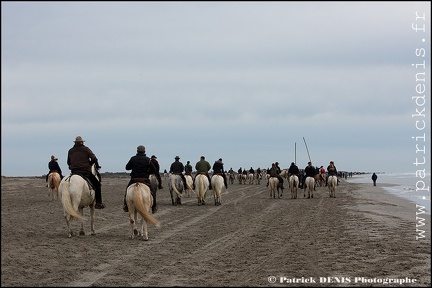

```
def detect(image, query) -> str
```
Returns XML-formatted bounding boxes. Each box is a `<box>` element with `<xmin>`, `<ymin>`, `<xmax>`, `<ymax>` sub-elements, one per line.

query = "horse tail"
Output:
<box><xmin>133</xmin><ymin>184</ymin><xmax>160</xmax><ymax>227</ymax></box>
<box><xmin>199</xmin><ymin>175</ymin><xmax>204</xmax><ymax>196</ymax></box>
<box><xmin>171</xmin><ymin>176</ymin><xmax>182</xmax><ymax>197</ymax></box>
<box><xmin>60</xmin><ymin>180</ymin><xmax>85</xmax><ymax>221</ymax></box>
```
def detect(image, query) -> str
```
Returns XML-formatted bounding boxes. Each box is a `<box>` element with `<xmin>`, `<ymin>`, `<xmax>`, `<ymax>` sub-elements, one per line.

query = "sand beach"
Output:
<box><xmin>1</xmin><ymin>175</ymin><xmax>430</xmax><ymax>287</ymax></box>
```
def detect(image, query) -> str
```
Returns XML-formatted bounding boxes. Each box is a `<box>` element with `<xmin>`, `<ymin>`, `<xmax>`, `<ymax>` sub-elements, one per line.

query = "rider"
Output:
<box><xmin>266</xmin><ymin>162</ymin><xmax>284</xmax><ymax>189</ymax></box>
<box><xmin>124</xmin><ymin>145</ymin><xmax>158</xmax><ymax>213</ymax></box>
<box><xmin>67</xmin><ymin>136</ymin><xmax>105</xmax><ymax>209</ymax></box>
<box><xmin>184</xmin><ymin>161</ymin><xmax>193</xmax><ymax>176</ymax></box>
<box><xmin>169</xmin><ymin>156</ymin><xmax>188</xmax><ymax>190</ymax></box>
<box><xmin>194</xmin><ymin>156</ymin><xmax>212</xmax><ymax>190</ymax></box>
<box><xmin>150</xmin><ymin>155</ymin><xmax>164</xmax><ymax>190</ymax></box>
<box><xmin>212</xmin><ymin>158</ymin><xmax>228</xmax><ymax>189</ymax></box>
<box><xmin>288</xmin><ymin>162</ymin><xmax>299</xmax><ymax>176</ymax></box>
<box><xmin>326</xmin><ymin>161</ymin><xmax>338</xmax><ymax>186</ymax></box>
<box><xmin>46</xmin><ymin>155</ymin><xmax>64</xmax><ymax>185</ymax></box>
<box><xmin>303</xmin><ymin>161</ymin><xmax>316</xmax><ymax>188</ymax></box>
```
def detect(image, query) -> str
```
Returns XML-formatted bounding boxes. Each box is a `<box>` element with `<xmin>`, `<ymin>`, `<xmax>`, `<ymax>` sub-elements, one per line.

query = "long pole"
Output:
<box><xmin>295</xmin><ymin>142</ymin><xmax>296</xmax><ymax>164</ymax></box>
<box><xmin>303</xmin><ymin>137</ymin><xmax>312</xmax><ymax>163</ymax></box>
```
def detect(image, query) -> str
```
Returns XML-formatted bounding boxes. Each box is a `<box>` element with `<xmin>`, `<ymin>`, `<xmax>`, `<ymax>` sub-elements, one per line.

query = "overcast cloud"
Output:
<box><xmin>1</xmin><ymin>1</ymin><xmax>430</xmax><ymax>176</ymax></box>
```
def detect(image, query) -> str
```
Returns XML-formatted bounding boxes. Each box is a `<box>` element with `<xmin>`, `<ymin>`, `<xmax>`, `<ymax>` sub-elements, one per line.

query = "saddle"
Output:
<box><xmin>132</xmin><ymin>178</ymin><xmax>150</xmax><ymax>185</ymax></box>
<box><xmin>68</xmin><ymin>172</ymin><xmax>97</xmax><ymax>190</ymax></box>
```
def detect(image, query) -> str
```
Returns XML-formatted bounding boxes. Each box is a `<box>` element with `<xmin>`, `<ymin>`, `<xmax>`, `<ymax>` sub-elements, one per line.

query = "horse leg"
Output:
<box><xmin>90</xmin><ymin>206</ymin><xmax>96</xmax><ymax>236</ymax></box>
<box><xmin>141</xmin><ymin>218</ymin><xmax>149</xmax><ymax>241</ymax></box>
<box><xmin>64</xmin><ymin>215</ymin><xmax>73</xmax><ymax>238</ymax></box>
<box><xmin>129</xmin><ymin>214</ymin><xmax>135</xmax><ymax>239</ymax></box>
<box><xmin>79</xmin><ymin>208</ymin><xmax>85</xmax><ymax>236</ymax></box>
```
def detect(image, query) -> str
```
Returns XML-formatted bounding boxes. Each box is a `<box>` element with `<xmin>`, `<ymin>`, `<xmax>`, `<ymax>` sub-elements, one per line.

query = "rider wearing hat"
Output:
<box><xmin>45</xmin><ymin>155</ymin><xmax>64</xmax><ymax>184</ymax></box>
<box><xmin>169</xmin><ymin>156</ymin><xmax>188</xmax><ymax>190</ymax></box>
<box><xmin>67</xmin><ymin>136</ymin><xmax>105</xmax><ymax>209</ymax></box>
<box><xmin>150</xmin><ymin>155</ymin><xmax>163</xmax><ymax>190</ymax></box>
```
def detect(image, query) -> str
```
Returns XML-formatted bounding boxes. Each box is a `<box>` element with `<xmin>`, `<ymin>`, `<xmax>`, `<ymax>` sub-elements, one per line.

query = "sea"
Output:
<box><xmin>346</xmin><ymin>172</ymin><xmax>431</xmax><ymax>215</ymax></box>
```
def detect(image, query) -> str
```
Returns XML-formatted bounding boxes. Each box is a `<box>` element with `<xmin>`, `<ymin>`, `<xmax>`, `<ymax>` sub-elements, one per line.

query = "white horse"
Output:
<box><xmin>58</xmin><ymin>164</ymin><xmax>98</xmax><ymax>238</ymax></box>
<box><xmin>168</xmin><ymin>174</ymin><xmax>184</xmax><ymax>206</ymax></box>
<box><xmin>289</xmin><ymin>175</ymin><xmax>299</xmax><ymax>199</ymax></box>
<box><xmin>149</xmin><ymin>174</ymin><xmax>159</xmax><ymax>212</ymax></box>
<box><xmin>269</xmin><ymin>177</ymin><xmax>282</xmax><ymax>199</ymax></box>
<box><xmin>247</xmin><ymin>172</ymin><xmax>254</xmax><ymax>185</ymax></box>
<box><xmin>47</xmin><ymin>172</ymin><xmax>61</xmax><ymax>200</ymax></box>
<box><xmin>255</xmin><ymin>172</ymin><xmax>262</xmax><ymax>185</ymax></box>
<box><xmin>126</xmin><ymin>182</ymin><xmax>160</xmax><ymax>241</ymax></box>
<box><xmin>195</xmin><ymin>173</ymin><xmax>209</xmax><ymax>206</ymax></box>
<box><xmin>280</xmin><ymin>169</ymin><xmax>289</xmax><ymax>179</ymax></box>
<box><xmin>328</xmin><ymin>175</ymin><xmax>337</xmax><ymax>198</ymax></box>
<box><xmin>228</xmin><ymin>172</ymin><xmax>235</xmax><ymax>185</ymax></box>
<box><xmin>184</xmin><ymin>174</ymin><xmax>195</xmax><ymax>197</ymax></box>
<box><xmin>241</xmin><ymin>174</ymin><xmax>247</xmax><ymax>185</ymax></box>
<box><xmin>304</xmin><ymin>176</ymin><xmax>315</xmax><ymax>199</ymax></box>
<box><xmin>211</xmin><ymin>174</ymin><xmax>225</xmax><ymax>206</ymax></box>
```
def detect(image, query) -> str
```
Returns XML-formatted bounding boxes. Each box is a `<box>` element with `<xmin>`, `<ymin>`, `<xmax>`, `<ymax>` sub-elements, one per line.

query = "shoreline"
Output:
<box><xmin>343</xmin><ymin>179</ymin><xmax>431</xmax><ymax>240</ymax></box>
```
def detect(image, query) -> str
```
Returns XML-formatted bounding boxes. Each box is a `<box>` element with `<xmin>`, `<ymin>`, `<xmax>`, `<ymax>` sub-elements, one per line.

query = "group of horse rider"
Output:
<box><xmin>47</xmin><ymin>136</ymin><xmax>231</xmax><ymax>215</ymax></box>
<box><xmin>48</xmin><ymin>135</ymin><xmax>338</xmax><ymax>216</ymax></box>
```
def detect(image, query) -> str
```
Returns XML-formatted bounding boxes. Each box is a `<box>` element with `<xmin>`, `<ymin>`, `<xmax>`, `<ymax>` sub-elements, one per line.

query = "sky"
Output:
<box><xmin>1</xmin><ymin>1</ymin><xmax>431</xmax><ymax>177</ymax></box>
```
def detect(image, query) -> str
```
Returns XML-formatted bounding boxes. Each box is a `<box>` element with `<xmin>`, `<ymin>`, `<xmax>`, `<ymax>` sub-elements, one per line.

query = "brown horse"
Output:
<box><xmin>314</xmin><ymin>173</ymin><xmax>326</xmax><ymax>188</ymax></box>
<box><xmin>47</xmin><ymin>172</ymin><xmax>61</xmax><ymax>200</ymax></box>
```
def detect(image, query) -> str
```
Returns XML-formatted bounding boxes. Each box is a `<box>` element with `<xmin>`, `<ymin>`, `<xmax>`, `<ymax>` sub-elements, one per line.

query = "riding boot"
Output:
<box><xmin>156</xmin><ymin>173</ymin><xmax>163</xmax><ymax>189</ymax></box>
<box><xmin>207</xmin><ymin>174</ymin><xmax>212</xmax><ymax>190</ymax></box>
<box><xmin>151</xmin><ymin>189</ymin><xmax>157</xmax><ymax>213</ymax></box>
<box><xmin>94</xmin><ymin>186</ymin><xmax>106</xmax><ymax>209</ymax></box>
<box><xmin>123</xmin><ymin>191</ymin><xmax>128</xmax><ymax>212</ymax></box>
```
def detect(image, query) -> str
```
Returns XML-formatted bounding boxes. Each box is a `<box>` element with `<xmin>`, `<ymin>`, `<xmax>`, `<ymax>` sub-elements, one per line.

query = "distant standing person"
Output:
<box><xmin>46</xmin><ymin>155</ymin><xmax>64</xmax><ymax>185</ymax></box>
<box><xmin>372</xmin><ymin>173</ymin><xmax>378</xmax><ymax>186</ymax></box>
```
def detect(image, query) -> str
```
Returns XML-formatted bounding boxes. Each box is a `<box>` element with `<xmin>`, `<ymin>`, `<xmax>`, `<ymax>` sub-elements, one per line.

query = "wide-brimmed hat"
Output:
<box><xmin>51</xmin><ymin>155</ymin><xmax>58</xmax><ymax>160</ymax></box>
<box><xmin>74</xmin><ymin>136</ymin><xmax>85</xmax><ymax>142</ymax></box>
<box><xmin>175</xmin><ymin>156</ymin><xmax>180</xmax><ymax>159</ymax></box>
<box><xmin>137</xmin><ymin>145</ymin><xmax>145</xmax><ymax>152</ymax></box>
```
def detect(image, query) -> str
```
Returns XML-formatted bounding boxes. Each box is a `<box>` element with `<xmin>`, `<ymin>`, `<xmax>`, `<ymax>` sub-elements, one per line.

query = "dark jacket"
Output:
<box><xmin>327</xmin><ymin>165</ymin><xmax>338</xmax><ymax>176</ymax></box>
<box><xmin>48</xmin><ymin>160</ymin><xmax>62</xmax><ymax>175</ymax></box>
<box><xmin>170</xmin><ymin>160</ymin><xmax>184</xmax><ymax>174</ymax></box>
<box><xmin>126</xmin><ymin>153</ymin><xmax>155</xmax><ymax>179</ymax></box>
<box><xmin>288</xmin><ymin>164</ymin><xmax>299</xmax><ymax>175</ymax></box>
<box><xmin>304</xmin><ymin>165</ymin><xmax>316</xmax><ymax>177</ymax></box>
<box><xmin>185</xmin><ymin>163</ymin><xmax>193</xmax><ymax>175</ymax></box>
<box><xmin>269</xmin><ymin>166</ymin><xmax>279</xmax><ymax>177</ymax></box>
<box><xmin>150</xmin><ymin>158</ymin><xmax>161</xmax><ymax>174</ymax></box>
<box><xmin>67</xmin><ymin>143</ymin><xmax>99</xmax><ymax>172</ymax></box>
<box><xmin>372</xmin><ymin>173</ymin><xmax>378</xmax><ymax>181</ymax></box>
<box><xmin>213</xmin><ymin>160</ymin><xmax>225</xmax><ymax>174</ymax></box>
